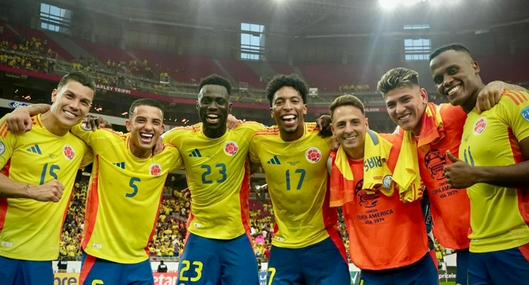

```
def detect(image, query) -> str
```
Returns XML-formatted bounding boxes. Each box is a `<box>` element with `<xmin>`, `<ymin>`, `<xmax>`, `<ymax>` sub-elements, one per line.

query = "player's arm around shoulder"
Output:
<box><xmin>158</xmin><ymin>143</ymin><xmax>184</xmax><ymax>172</ymax></box>
<box><xmin>496</xmin><ymin>88</ymin><xmax>529</xmax><ymax>161</ymax></box>
<box><xmin>475</xmin><ymin>81</ymin><xmax>527</xmax><ymax>113</ymax></box>
<box><xmin>162</xmin><ymin>125</ymin><xmax>196</xmax><ymax>147</ymax></box>
<box><xmin>248</xmin><ymin>130</ymin><xmax>265</xmax><ymax>167</ymax></box>
<box><xmin>70</xmin><ymin>121</ymin><xmax>122</xmax><ymax>147</ymax></box>
<box><xmin>495</xmin><ymin>89</ymin><xmax>529</xmax><ymax>137</ymax></box>
<box><xmin>231</xmin><ymin>120</ymin><xmax>267</xmax><ymax>136</ymax></box>
<box><xmin>2</xmin><ymin>103</ymin><xmax>50</xmax><ymax>134</ymax></box>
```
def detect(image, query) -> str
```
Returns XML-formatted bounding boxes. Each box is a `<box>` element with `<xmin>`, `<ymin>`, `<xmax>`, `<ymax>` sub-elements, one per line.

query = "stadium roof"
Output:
<box><xmin>71</xmin><ymin>0</ymin><xmax>529</xmax><ymax>37</ymax></box>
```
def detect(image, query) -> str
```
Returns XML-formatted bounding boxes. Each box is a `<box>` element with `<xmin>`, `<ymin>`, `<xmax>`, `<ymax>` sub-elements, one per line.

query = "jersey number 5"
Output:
<box><xmin>126</xmin><ymin>177</ymin><xmax>141</xmax><ymax>198</ymax></box>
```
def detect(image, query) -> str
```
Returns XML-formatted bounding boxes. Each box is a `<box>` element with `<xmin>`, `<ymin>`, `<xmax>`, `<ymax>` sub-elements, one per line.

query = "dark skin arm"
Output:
<box><xmin>476</xmin><ymin>81</ymin><xmax>527</xmax><ymax>113</ymax></box>
<box><xmin>444</xmin><ymin>137</ymin><xmax>529</xmax><ymax>188</ymax></box>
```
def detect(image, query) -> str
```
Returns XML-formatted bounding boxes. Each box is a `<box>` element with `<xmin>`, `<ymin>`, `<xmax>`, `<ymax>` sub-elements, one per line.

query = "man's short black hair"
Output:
<box><xmin>128</xmin><ymin>98</ymin><xmax>165</xmax><ymax>118</ymax></box>
<box><xmin>57</xmin><ymin>72</ymin><xmax>96</xmax><ymax>92</ymax></box>
<box><xmin>199</xmin><ymin>74</ymin><xmax>232</xmax><ymax>95</ymax></box>
<box><xmin>429</xmin><ymin>43</ymin><xmax>473</xmax><ymax>62</ymax></box>
<box><xmin>265</xmin><ymin>74</ymin><xmax>308</xmax><ymax>106</ymax></box>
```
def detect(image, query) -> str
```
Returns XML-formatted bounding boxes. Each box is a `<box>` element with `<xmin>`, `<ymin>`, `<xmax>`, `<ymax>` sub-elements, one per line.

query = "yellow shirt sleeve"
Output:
<box><xmin>0</xmin><ymin>122</ymin><xmax>16</xmax><ymax>169</ymax></box>
<box><xmin>496</xmin><ymin>90</ymin><xmax>529</xmax><ymax>142</ymax></box>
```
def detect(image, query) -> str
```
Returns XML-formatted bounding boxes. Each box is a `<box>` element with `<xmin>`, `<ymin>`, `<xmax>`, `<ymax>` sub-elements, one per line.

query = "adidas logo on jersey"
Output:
<box><xmin>189</xmin><ymin>149</ymin><xmax>202</xmax><ymax>157</ymax></box>
<box><xmin>114</xmin><ymin>162</ymin><xmax>126</xmax><ymax>169</ymax></box>
<box><xmin>26</xmin><ymin>144</ymin><xmax>42</xmax><ymax>155</ymax></box>
<box><xmin>267</xmin><ymin>155</ymin><xmax>281</xmax><ymax>165</ymax></box>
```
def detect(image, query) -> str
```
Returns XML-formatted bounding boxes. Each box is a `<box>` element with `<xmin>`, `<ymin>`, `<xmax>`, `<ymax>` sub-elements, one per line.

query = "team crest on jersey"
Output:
<box><xmin>0</xmin><ymin>141</ymin><xmax>4</xmax><ymax>155</ymax></box>
<box><xmin>473</xmin><ymin>118</ymin><xmax>487</xmax><ymax>135</ymax></box>
<box><xmin>150</xmin><ymin>164</ymin><xmax>162</xmax><ymax>176</ymax></box>
<box><xmin>521</xmin><ymin>107</ymin><xmax>529</xmax><ymax>122</ymax></box>
<box><xmin>224</xmin><ymin>141</ymin><xmax>239</xmax><ymax>156</ymax></box>
<box><xmin>305</xmin><ymin>147</ymin><xmax>322</xmax><ymax>163</ymax></box>
<box><xmin>63</xmin><ymin>145</ymin><xmax>75</xmax><ymax>160</ymax></box>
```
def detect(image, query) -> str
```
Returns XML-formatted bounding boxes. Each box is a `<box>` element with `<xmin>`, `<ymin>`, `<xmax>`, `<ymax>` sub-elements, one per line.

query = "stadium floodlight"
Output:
<box><xmin>429</xmin><ymin>0</ymin><xmax>460</xmax><ymax>7</ymax></box>
<box><xmin>428</xmin><ymin>0</ymin><xmax>442</xmax><ymax>8</ymax></box>
<box><xmin>378</xmin><ymin>0</ymin><xmax>399</xmax><ymax>11</ymax></box>
<box><xmin>445</xmin><ymin>0</ymin><xmax>462</xmax><ymax>6</ymax></box>
<box><xmin>403</xmin><ymin>0</ymin><xmax>422</xmax><ymax>7</ymax></box>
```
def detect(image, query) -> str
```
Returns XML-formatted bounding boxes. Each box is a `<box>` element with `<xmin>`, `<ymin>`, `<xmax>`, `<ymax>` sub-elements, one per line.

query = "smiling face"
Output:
<box><xmin>430</xmin><ymin>49</ymin><xmax>484</xmax><ymax>112</ymax></box>
<box><xmin>50</xmin><ymin>80</ymin><xmax>94</xmax><ymax>130</ymax></box>
<box><xmin>126</xmin><ymin>105</ymin><xmax>164</xmax><ymax>157</ymax></box>
<box><xmin>384</xmin><ymin>85</ymin><xmax>428</xmax><ymax>135</ymax></box>
<box><xmin>197</xmin><ymin>84</ymin><xmax>230</xmax><ymax>138</ymax></box>
<box><xmin>331</xmin><ymin>104</ymin><xmax>368</xmax><ymax>159</ymax></box>
<box><xmin>271</xmin><ymin>86</ymin><xmax>307</xmax><ymax>141</ymax></box>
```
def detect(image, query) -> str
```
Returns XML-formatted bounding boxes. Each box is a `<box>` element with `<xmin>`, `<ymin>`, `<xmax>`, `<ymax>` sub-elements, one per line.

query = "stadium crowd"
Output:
<box><xmin>0</xmin><ymin>37</ymin><xmax>56</xmax><ymax>72</ymax></box>
<box><xmin>59</xmin><ymin>180</ymin><xmax>88</xmax><ymax>259</ymax></box>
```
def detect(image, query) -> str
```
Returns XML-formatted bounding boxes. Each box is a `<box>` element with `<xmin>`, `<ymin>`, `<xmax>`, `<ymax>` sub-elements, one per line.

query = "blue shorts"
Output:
<box><xmin>177</xmin><ymin>233</ymin><xmax>259</xmax><ymax>285</ymax></box>
<box><xmin>468</xmin><ymin>244</ymin><xmax>529</xmax><ymax>285</ymax></box>
<box><xmin>359</xmin><ymin>253</ymin><xmax>439</xmax><ymax>285</ymax></box>
<box><xmin>80</xmin><ymin>254</ymin><xmax>153</xmax><ymax>285</ymax></box>
<box><xmin>267</xmin><ymin>237</ymin><xmax>350</xmax><ymax>285</ymax></box>
<box><xmin>455</xmin><ymin>249</ymin><xmax>469</xmax><ymax>285</ymax></box>
<box><xmin>0</xmin><ymin>256</ymin><xmax>53</xmax><ymax>285</ymax></box>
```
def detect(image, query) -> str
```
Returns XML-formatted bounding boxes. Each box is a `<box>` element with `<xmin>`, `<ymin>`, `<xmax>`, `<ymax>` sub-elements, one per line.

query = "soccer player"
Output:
<box><xmin>430</xmin><ymin>43</ymin><xmax>529</xmax><ymax>284</ymax></box>
<box><xmin>377</xmin><ymin>67</ymin><xmax>520</xmax><ymax>285</ymax></box>
<box><xmin>0</xmin><ymin>72</ymin><xmax>95</xmax><ymax>285</ymax></box>
<box><xmin>163</xmin><ymin>75</ymin><xmax>262</xmax><ymax>285</ymax></box>
<box><xmin>5</xmin><ymin>98</ymin><xmax>183</xmax><ymax>284</ymax></box>
<box><xmin>378</xmin><ymin>67</ymin><xmax>471</xmax><ymax>285</ymax></box>
<box><xmin>250</xmin><ymin>74</ymin><xmax>350</xmax><ymax>285</ymax></box>
<box><xmin>328</xmin><ymin>94</ymin><xmax>437</xmax><ymax>285</ymax></box>
<box><xmin>73</xmin><ymin>98</ymin><xmax>182</xmax><ymax>285</ymax></box>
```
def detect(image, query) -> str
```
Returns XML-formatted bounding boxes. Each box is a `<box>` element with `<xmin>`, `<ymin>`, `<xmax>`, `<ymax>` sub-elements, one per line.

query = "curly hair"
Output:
<box><xmin>265</xmin><ymin>74</ymin><xmax>308</xmax><ymax>106</ymax></box>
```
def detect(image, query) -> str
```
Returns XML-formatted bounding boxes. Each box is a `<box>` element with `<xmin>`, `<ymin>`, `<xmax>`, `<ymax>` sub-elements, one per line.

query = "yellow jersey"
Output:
<box><xmin>460</xmin><ymin>90</ymin><xmax>529</xmax><ymax>252</ymax></box>
<box><xmin>72</xmin><ymin>126</ymin><xmax>182</xmax><ymax>263</ymax></box>
<box><xmin>163</xmin><ymin>122</ymin><xmax>265</xmax><ymax>239</ymax></box>
<box><xmin>0</xmin><ymin>115</ymin><xmax>90</xmax><ymax>260</ymax></box>
<box><xmin>250</xmin><ymin>123</ymin><xmax>338</xmax><ymax>248</ymax></box>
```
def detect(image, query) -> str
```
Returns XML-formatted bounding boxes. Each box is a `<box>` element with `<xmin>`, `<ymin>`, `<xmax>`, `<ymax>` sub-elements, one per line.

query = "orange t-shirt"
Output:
<box><xmin>416</xmin><ymin>104</ymin><xmax>471</xmax><ymax>250</ymax></box>
<box><xmin>330</xmin><ymin>134</ymin><xmax>429</xmax><ymax>270</ymax></box>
